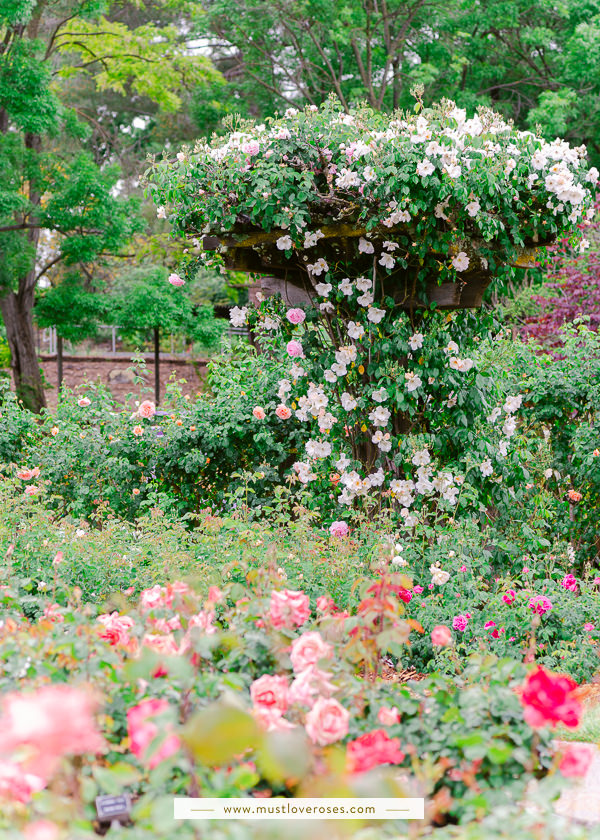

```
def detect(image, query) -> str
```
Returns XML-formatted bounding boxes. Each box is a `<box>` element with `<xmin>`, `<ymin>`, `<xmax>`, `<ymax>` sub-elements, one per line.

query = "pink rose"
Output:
<box><xmin>269</xmin><ymin>589</ymin><xmax>310</xmax><ymax>629</ymax></box>
<box><xmin>168</xmin><ymin>273</ymin><xmax>185</xmax><ymax>287</ymax></box>
<box><xmin>139</xmin><ymin>585</ymin><xmax>168</xmax><ymax>612</ymax></box>
<box><xmin>206</xmin><ymin>586</ymin><xmax>223</xmax><ymax>606</ymax></box>
<box><xmin>559</xmin><ymin>743</ymin><xmax>594</xmax><ymax>777</ymax></box>
<box><xmin>97</xmin><ymin>612</ymin><xmax>135</xmax><ymax>647</ymax></box>
<box><xmin>413</xmin><ymin>585</ymin><xmax>424</xmax><ymax>594</ymax></box>
<box><xmin>24</xmin><ymin>821</ymin><xmax>59</xmax><ymax>840</ymax></box>
<box><xmin>138</xmin><ymin>400</ymin><xmax>156</xmax><ymax>419</ymax></box>
<box><xmin>42</xmin><ymin>604</ymin><xmax>63</xmax><ymax>623</ymax></box>
<box><xmin>377</xmin><ymin>706</ymin><xmax>401</xmax><ymax>726</ymax></box>
<box><xmin>127</xmin><ymin>699</ymin><xmax>180</xmax><ymax>768</ymax></box>
<box><xmin>528</xmin><ymin>595</ymin><xmax>553</xmax><ymax>615</ymax></box>
<box><xmin>452</xmin><ymin>615</ymin><xmax>469</xmax><ymax>632</ymax></box>
<box><xmin>502</xmin><ymin>589</ymin><xmax>516</xmax><ymax>605</ymax></box>
<box><xmin>276</xmin><ymin>404</ymin><xmax>292</xmax><ymax>420</ymax></box>
<box><xmin>77</xmin><ymin>397</ymin><xmax>91</xmax><ymax>407</ymax></box>
<box><xmin>142</xmin><ymin>633</ymin><xmax>179</xmax><ymax>658</ymax></box>
<box><xmin>24</xmin><ymin>485</ymin><xmax>39</xmax><ymax>496</ymax></box>
<box><xmin>286</xmin><ymin>340</ymin><xmax>304</xmax><ymax>357</ymax></box>
<box><xmin>133</xmin><ymin>425</ymin><xmax>144</xmax><ymax>437</ymax></box>
<box><xmin>253</xmin><ymin>406</ymin><xmax>266</xmax><ymax>420</ymax></box>
<box><xmin>286</xmin><ymin>308</ymin><xmax>306</xmax><ymax>325</ymax></box>
<box><xmin>305</xmin><ymin>697</ymin><xmax>349</xmax><ymax>746</ymax></box>
<box><xmin>250</xmin><ymin>674</ymin><xmax>289</xmax><ymax>712</ymax></box>
<box><xmin>16</xmin><ymin>467</ymin><xmax>39</xmax><ymax>481</ymax></box>
<box><xmin>484</xmin><ymin>621</ymin><xmax>496</xmax><ymax>629</ymax></box>
<box><xmin>290</xmin><ymin>631</ymin><xmax>333</xmax><ymax>672</ymax></box>
<box><xmin>316</xmin><ymin>595</ymin><xmax>338</xmax><ymax>613</ymax></box>
<box><xmin>329</xmin><ymin>520</ymin><xmax>348</xmax><ymax>538</ymax></box>
<box><xmin>0</xmin><ymin>761</ymin><xmax>45</xmax><ymax>804</ymax></box>
<box><xmin>253</xmin><ymin>706</ymin><xmax>294</xmax><ymax>732</ymax></box>
<box><xmin>584</xmin><ymin>623</ymin><xmax>595</xmax><ymax>632</ymax></box>
<box><xmin>52</xmin><ymin>551</ymin><xmax>63</xmax><ymax>567</ymax></box>
<box><xmin>0</xmin><ymin>686</ymin><xmax>104</xmax><ymax>777</ymax></box>
<box><xmin>289</xmin><ymin>666</ymin><xmax>335</xmax><ymax>706</ymax></box>
<box><xmin>431</xmin><ymin>625</ymin><xmax>453</xmax><ymax>646</ymax></box>
<box><xmin>561</xmin><ymin>574</ymin><xmax>578</xmax><ymax>593</ymax></box>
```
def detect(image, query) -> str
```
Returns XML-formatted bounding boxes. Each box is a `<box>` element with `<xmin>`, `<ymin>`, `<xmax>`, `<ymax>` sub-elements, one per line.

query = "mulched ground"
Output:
<box><xmin>38</xmin><ymin>355</ymin><xmax>208</xmax><ymax>411</ymax></box>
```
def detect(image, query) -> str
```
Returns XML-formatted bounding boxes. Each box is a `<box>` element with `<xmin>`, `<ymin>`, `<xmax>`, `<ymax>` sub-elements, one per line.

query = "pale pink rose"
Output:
<box><xmin>250</xmin><ymin>674</ymin><xmax>289</xmax><ymax>712</ymax></box>
<box><xmin>24</xmin><ymin>485</ymin><xmax>39</xmax><ymax>496</ymax></box>
<box><xmin>0</xmin><ymin>761</ymin><xmax>45</xmax><ymax>803</ymax></box>
<box><xmin>97</xmin><ymin>612</ymin><xmax>135</xmax><ymax>647</ymax></box>
<box><xmin>269</xmin><ymin>589</ymin><xmax>310</xmax><ymax>629</ymax></box>
<box><xmin>168</xmin><ymin>273</ymin><xmax>185</xmax><ymax>287</ymax></box>
<box><xmin>286</xmin><ymin>308</ymin><xmax>306</xmax><ymax>325</ymax></box>
<box><xmin>316</xmin><ymin>595</ymin><xmax>338</xmax><ymax>613</ymax></box>
<box><xmin>253</xmin><ymin>406</ymin><xmax>266</xmax><ymax>420</ymax></box>
<box><xmin>188</xmin><ymin>610</ymin><xmax>216</xmax><ymax>634</ymax></box>
<box><xmin>253</xmin><ymin>706</ymin><xmax>295</xmax><ymax>732</ymax></box>
<box><xmin>133</xmin><ymin>425</ymin><xmax>144</xmax><ymax>437</ymax></box>
<box><xmin>150</xmin><ymin>615</ymin><xmax>181</xmax><ymax>633</ymax></box>
<box><xmin>275</xmin><ymin>404</ymin><xmax>292</xmax><ymax>420</ymax></box>
<box><xmin>17</xmin><ymin>467</ymin><xmax>40</xmax><ymax>481</ymax></box>
<box><xmin>52</xmin><ymin>551</ymin><xmax>63</xmax><ymax>567</ymax></box>
<box><xmin>289</xmin><ymin>666</ymin><xmax>335</xmax><ymax>706</ymax></box>
<box><xmin>305</xmin><ymin>697</ymin><xmax>349</xmax><ymax>745</ymax></box>
<box><xmin>77</xmin><ymin>397</ymin><xmax>91</xmax><ymax>407</ymax></box>
<box><xmin>42</xmin><ymin>604</ymin><xmax>64</xmax><ymax>623</ymax></box>
<box><xmin>290</xmin><ymin>631</ymin><xmax>333</xmax><ymax>673</ymax></box>
<box><xmin>559</xmin><ymin>743</ymin><xmax>594</xmax><ymax>777</ymax></box>
<box><xmin>142</xmin><ymin>633</ymin><xmax>179</xmax><ymax>658</ymax></box>
<box><xmin>0</xmin><ymin>686</ymin><xmax>104</xmax><ymax>776</ymax></box>
<box><xmin>139</xmin><ymin>585</ymin><xmax>168</xmax><ymax>612</ymax></box>
<box><xmin>377</xmin><ymin>706</ymin><xmax>401</xmax><ymax>726</ymax></box>
<box><xmin>24</xmin><ymin>821</ymin><xmax>59</xmax><ymax>840</ymax></box>
<box><xmin>286</xmin><ymin>340</ymin><xmax>304</xmax><ymax>357</ymax></box>
<box><xmin>138</xmin><ymin>400</ymin><xmax>156</xmax><ymax>419</ymax></box>
<box><xmin>127</xmin><ymin>698</ymin><xmax>180</xmax><ymax>768</ymax></box>
<box><xmin>329</xmin><ymin>520</ymin><xmax>348</xmax><ymax>538</ymax></box>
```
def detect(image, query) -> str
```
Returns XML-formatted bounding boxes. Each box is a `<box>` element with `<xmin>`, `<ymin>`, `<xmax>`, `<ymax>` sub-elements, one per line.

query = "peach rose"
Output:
<box><xmin>253</xmin><ymin>406</ymin><xmax>266</xmax><ymax>420</ymax></box>
<box><xmin>276</xmin><ymin>404</ymin><xmax>292</xmax><ymax>420</ymax></box>
<box><xmin>138</xmin><ymin>400</ymin><xmax>156</xmax><ymax>419</ymax></box>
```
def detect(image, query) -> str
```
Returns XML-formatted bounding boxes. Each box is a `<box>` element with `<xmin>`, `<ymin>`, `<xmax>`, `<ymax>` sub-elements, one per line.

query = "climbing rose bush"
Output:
<box><xmin>148</xmin><ymin>99</ymin><xmax>594</xmax><ymax>521</ymax></box>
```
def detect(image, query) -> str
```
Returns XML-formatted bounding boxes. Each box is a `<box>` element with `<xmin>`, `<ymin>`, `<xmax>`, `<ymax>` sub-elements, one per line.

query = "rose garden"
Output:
<box><xmin>2</xmin><ymin>3</ymin><xmax>600</xmax><ymax>839</ymax></box>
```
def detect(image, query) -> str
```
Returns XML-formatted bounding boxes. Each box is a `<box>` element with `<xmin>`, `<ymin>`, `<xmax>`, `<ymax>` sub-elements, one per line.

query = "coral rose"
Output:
<box><xmin>347</xmin><ymin>729</ymin><xmax>405</xmax><ymax>773</ymax></box>
<box><xmin>138</xmin><ymin>400</ymin><xmax>156</xmax><ymax>419</ymax></box>
<box><xmin>305</xmin><ymin>697</ymin><xmax>349</xmax><ymax>746</ymax></box>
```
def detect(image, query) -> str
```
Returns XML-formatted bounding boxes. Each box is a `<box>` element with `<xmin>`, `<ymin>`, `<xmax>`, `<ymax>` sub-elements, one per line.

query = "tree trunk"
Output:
<box><xmin>154</xmin><ymin>326</ymin><xmax>160</xmax><ymax>405</ymax></box>
<box><xmin>0</xmin><ymin>289</ymin><xmax>46</xmax><ymax>412</ymax></box>
<box><xmin>57</xmin><ymin>333</ymin><xmax>63</xmax><ymax>397</ymax></box>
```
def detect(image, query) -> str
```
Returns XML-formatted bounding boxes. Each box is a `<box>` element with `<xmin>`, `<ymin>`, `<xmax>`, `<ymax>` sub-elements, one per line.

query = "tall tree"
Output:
<box><xmin>0</xmin><ymin>0</ymin><xmax>217</xmax><ymax>411</ymax></box>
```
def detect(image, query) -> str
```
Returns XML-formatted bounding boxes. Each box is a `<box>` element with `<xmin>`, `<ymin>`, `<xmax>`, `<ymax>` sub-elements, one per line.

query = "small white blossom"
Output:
<box><xmin>451</xmin><ymin>251</ymin><xmax>470</xmax><ymax>271</ymax></box>
<box><xmin>408</xmin><ymin>333</ymin><xmax>424</xmax><ymax>351</ymax></box>
<box><xmin>358</xmin><ymin>238</ymin><xmax>374</xmax><ymax>254</ymax></box>
<box><xmin>276</xmin><ymin>235</ymin><xmax>293</xmax><ymax>250</ymax></box>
